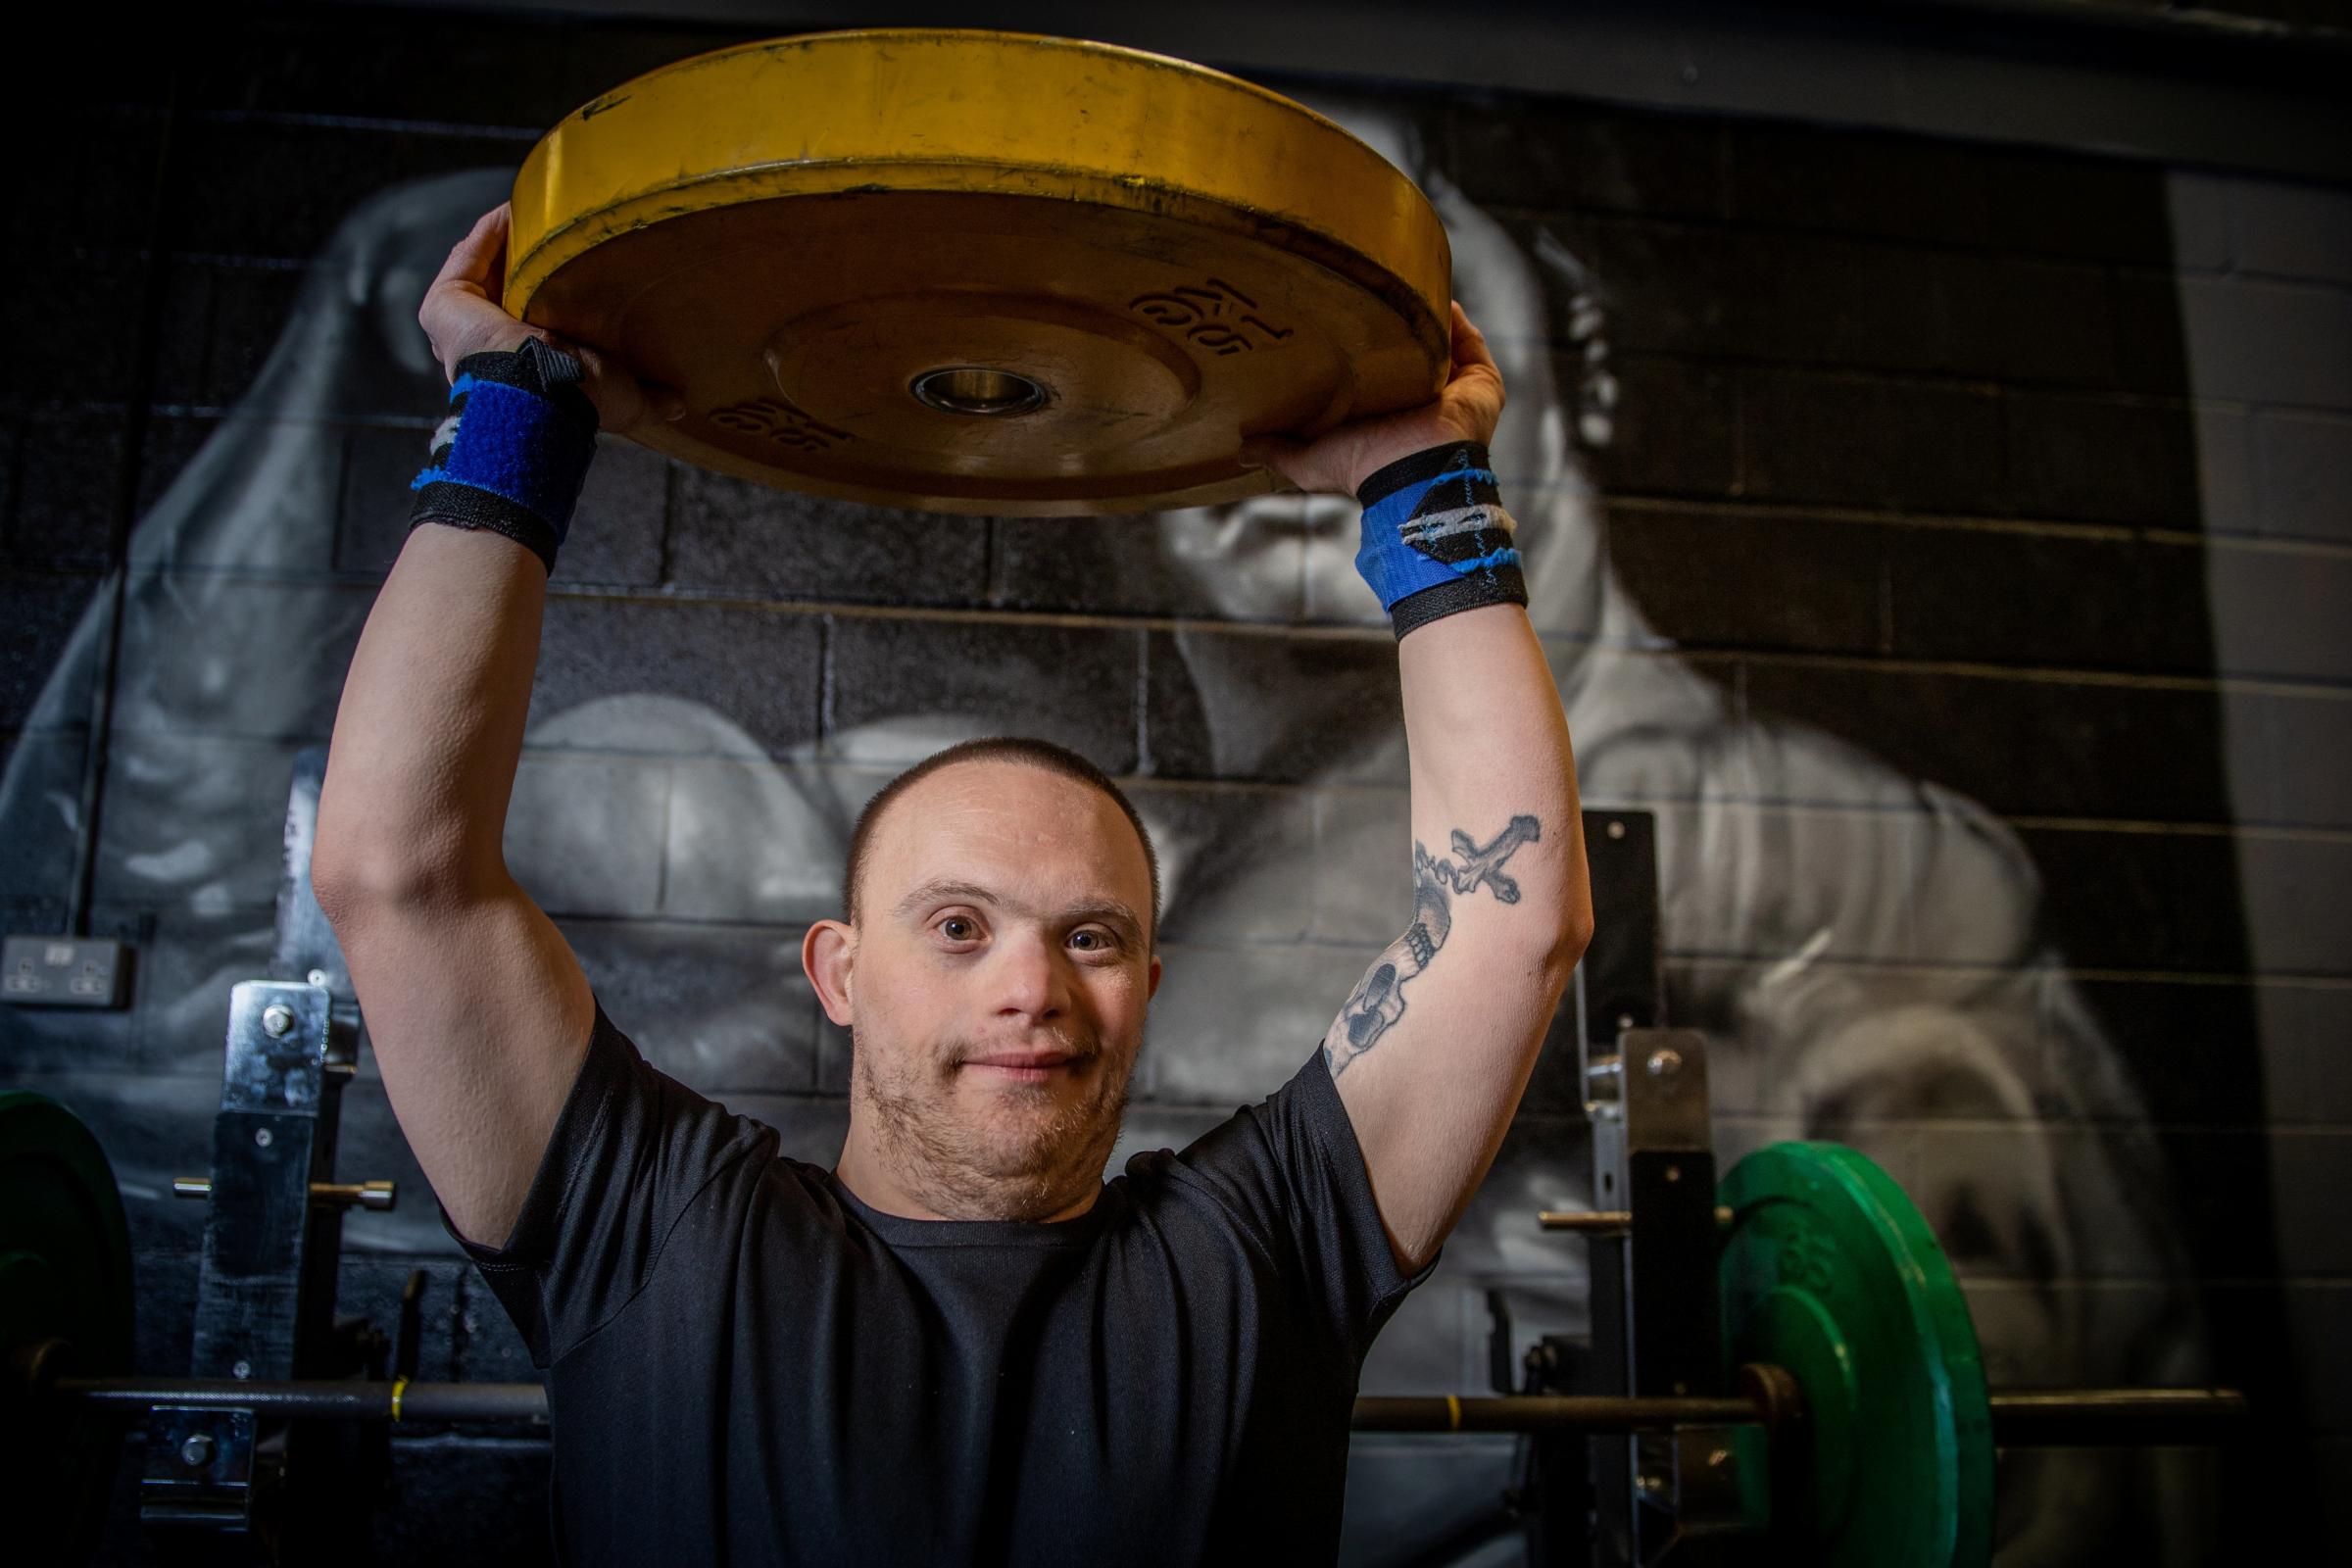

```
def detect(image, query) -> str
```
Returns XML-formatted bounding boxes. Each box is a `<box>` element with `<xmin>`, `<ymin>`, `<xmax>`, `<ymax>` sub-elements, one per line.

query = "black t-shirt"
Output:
<box><xmin>447</xmin><ymin>1003</ymin><xmax>1431</xmax><ymax>1565</ymax></box>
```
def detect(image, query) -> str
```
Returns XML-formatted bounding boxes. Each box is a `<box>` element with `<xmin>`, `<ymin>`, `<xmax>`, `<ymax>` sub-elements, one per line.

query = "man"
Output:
<box><xmin>311</xmin><ymin>204</ymin><xmax>1591</xmax><ymax>1562</ymax></box>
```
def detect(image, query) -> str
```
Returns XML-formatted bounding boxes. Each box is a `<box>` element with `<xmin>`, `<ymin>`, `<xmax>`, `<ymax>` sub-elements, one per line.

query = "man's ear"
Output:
<box><xmin>1147</xmin><ymin>954</ymin><xmax>1163</xmax><ymax>1002</ymax></box>
<box><xmin>804</xmin><ymin>919</ymin><xmax>857</xmax><ymax>1027</ymax></box>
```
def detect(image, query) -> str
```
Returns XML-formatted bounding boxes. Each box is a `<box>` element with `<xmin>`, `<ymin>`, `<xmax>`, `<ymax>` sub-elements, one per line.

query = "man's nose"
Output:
<box><xmin>992</xmin><ymin>930</ymin><xmax>1072</xmax><ymax>1020</ymax></box>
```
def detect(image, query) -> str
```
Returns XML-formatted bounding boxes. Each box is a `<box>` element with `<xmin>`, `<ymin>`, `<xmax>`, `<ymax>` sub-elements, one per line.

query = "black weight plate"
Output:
<box><xmin>1</xmin><ymin>1091</ymin><xmax>136</xmax><ymax>1565</ymax></box>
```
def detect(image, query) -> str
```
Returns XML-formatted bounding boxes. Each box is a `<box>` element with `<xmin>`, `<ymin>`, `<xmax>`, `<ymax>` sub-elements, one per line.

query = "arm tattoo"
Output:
<box><xmin>1325</xmin><ymin>814</ymin><xmax>1542</xmax><ymax>1077</ymax></box>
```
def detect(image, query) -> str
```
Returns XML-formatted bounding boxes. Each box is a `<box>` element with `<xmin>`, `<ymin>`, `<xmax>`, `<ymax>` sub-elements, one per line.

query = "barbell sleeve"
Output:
<box><xmin>54</xmin><ymin>1377</ymin><xmax>548</xmax><ymax>1424</ymax></box>
<box><xmin>1536</xmin><ymin>1207</ymin><xmax>1734</xmax><ymax>1233</ymax></box>
<box><xmin>172</xmin><ymin>1177</ymin><xmax>397</xmax><ymax>1211</ymax></box>
<box><xmin>1985</xmin><ymin>1388</ymin><xmax>2249</xmax><ymax>1446</ymax></box>
<box><xmin>1350</xmin><ymin>1395</ymin><xmax>1760</xmax><ymax>1432</ymax></box>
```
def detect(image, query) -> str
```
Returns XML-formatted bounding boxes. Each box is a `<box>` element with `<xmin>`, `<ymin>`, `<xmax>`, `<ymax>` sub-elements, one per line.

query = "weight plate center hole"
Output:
<box><xmin>910</xmin><ymin>367</ymin><xmax>1051</xmax><ymax>417</ymax></box>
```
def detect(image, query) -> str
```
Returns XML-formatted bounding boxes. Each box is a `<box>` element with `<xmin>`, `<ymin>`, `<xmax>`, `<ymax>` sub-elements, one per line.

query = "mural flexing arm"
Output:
<box><xmin>311</xmin><ymin>204</ymin><xmax>675</xmax><ymax>1249</ymax></box>
<box><xmin>1250</xmin><ymin>304</ymin><xmax>1592</xmax><ymax>1273</ymax></box>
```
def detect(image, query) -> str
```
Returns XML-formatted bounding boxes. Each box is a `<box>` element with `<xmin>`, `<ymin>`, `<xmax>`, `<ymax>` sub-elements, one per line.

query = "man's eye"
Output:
<box><xmin>940</xmin><ymin>917</ymin><xmax>977</xmax><ymax>942</ymax></box>
<box><xmin>1070</xmin><ymin>929</ymin><xmax>1111</xmax><ymax>952</ymax></box>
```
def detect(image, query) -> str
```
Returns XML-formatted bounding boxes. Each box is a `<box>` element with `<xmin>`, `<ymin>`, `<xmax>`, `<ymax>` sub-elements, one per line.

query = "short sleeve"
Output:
<box><xmin>1163</xmin><ymin>1047</ymin><xmax>1437</xmax><ymax>1361</ymax></box>
<box><xmin>441</xmin><ymin>1000</ymin><xmax>774</xmax><ymax>1367</ymax></box>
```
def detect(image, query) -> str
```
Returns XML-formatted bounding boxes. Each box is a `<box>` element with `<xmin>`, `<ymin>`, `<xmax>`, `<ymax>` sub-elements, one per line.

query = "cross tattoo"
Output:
<box><xmin>1325</xmin><ymin>812</ymin><xmax>1544</xmax><ymax>1075</ymax></box>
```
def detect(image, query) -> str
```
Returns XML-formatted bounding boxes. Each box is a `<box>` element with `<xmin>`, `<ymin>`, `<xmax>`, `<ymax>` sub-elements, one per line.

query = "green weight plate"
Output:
<box><xmin>1719</xmin><ymin>1142</ymin><xmax>1993</xmax><ymax>1568</ymax></box>
<box><xmin>1</xmin><ymin>1091</ymin><xmax>136</xmax><ymax>1567</ymax></box>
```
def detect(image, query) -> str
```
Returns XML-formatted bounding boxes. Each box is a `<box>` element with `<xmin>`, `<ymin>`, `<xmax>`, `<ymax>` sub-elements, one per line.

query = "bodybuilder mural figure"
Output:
<box><xmin>0</xmin><ymin>98</ymin><xmax>2210</xmax><ymax>1563</ymax></box>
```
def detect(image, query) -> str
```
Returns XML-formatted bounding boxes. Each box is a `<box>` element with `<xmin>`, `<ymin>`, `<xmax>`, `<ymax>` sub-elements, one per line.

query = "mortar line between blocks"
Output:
<box><xmin>1134</xmin><ymin>626</ymin><xmax>1152</xmax><ymax>776</ymax></box>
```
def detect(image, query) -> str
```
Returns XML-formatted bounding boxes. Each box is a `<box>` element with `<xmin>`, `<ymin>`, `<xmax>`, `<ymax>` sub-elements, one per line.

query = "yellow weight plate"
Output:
<box><xmin>504</xmin><ymin>28</ymin><xmax>1452</xmax><ymax>515</ymax></box>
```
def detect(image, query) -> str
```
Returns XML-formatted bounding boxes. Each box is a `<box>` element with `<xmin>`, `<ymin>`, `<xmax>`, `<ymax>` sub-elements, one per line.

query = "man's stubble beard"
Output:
<box><xmin>851</xmin><ymin>1021</ymin><xmax>1137</xmax><ymax>1222</ymax></box>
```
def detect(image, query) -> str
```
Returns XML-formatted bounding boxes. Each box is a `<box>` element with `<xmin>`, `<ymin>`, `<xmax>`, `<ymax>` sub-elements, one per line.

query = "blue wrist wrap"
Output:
<box><xmin>408</xmin><ymin>337</ymin><xmax>599</xmax><ymax>573</ymax></box>
<box><xmin>1353</xmin><ymin>441</ymin><xmax>1528</xmax><ymax>638</ymax></box>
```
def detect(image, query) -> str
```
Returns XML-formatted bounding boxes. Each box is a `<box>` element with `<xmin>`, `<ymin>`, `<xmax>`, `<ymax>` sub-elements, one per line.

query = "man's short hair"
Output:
<box><xmin>843</xmin><ymin>737</ymin><xmax>1161</xmax><ymax>949</ymax></box>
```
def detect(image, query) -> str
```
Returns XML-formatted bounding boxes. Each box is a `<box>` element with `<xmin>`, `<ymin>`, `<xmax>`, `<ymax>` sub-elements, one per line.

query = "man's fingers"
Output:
<box><xmin>431</xmin><ymin>204</ymin><xmax>511</xmax><ymax>297</ymax></box>
<box><xmin>1448</xmin><ymin>302</ymin><xmax>1497</xmax><ymax>370</ymax></box>
<box><xmin>419</xmin><ymin>208</ymin><xmax>530</xmax><ymax>381</ymax></box>
<box><xmin>1444</xmin><ymin>301</ymin><xmax>1506</xmax><ymax>419</ymax></box>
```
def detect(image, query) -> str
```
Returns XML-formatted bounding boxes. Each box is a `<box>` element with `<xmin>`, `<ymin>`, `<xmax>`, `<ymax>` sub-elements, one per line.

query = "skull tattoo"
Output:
<box><xmin>1326</xmin><ymin>814</ymin><xmax>1542</xmax><ymax>1075</ymax></box>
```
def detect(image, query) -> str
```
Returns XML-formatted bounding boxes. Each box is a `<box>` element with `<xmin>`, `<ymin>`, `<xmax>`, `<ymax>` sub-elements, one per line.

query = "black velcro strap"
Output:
<box><xmin>407</xmin><ymin>481</ymin><xmax>564</xmax><ymax>572</ymax></box>
<box><xmin>1389</xmin><ymin>565</ymin><xmax>1530</xmax><ymax>639</ymax></box>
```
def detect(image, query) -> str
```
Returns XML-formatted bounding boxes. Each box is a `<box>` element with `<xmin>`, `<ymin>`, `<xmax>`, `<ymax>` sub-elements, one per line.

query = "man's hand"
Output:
<box><xmin>421</xmin><ymin>204</ymin><xmax>683</xmax><ymax>435</ymax></box>
<box><xmin>1242</xmin><ymin>300</ymin><xmax>1505</xmax><ymax>496</ymax></box>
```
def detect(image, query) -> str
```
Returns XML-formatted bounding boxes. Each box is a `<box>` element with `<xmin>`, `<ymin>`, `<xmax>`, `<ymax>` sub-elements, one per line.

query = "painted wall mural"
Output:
<box><xmin>8</xmin><ymin>46</ymin><xmax>2345</xmax><ymax>1564</ymax></box>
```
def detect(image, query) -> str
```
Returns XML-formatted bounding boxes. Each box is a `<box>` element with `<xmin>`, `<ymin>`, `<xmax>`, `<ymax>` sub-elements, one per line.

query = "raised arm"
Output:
<box><xmin>311</xmin><ymin>206</ymin><xmax>668</xmax><ymax>1247</ymax></box>
<box><xmin>1249</xmin><ymin>304</ymin><xmax>1592</xmax><ymax>1273</ymax></box>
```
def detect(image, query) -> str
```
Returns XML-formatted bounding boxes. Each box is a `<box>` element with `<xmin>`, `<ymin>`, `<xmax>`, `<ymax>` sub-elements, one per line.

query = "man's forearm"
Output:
<box><xmin>317</xmin><ymin>319</ymin><xmax>601</xmax><ymax>903</ymax></box>
<box><xmin>1350</xmin><ymin>431</ymin><xmax>1591</xmax><ymax>976</ymax></box>
<box><xmin>1396</xmin><ymin>601</ymin><xmax>1590</xmax><ymax>973</ymax></box>
<box><xmin>315</xmin><ymin>525</ymin><xmax>551</xmax><ymax>897</ymax></box>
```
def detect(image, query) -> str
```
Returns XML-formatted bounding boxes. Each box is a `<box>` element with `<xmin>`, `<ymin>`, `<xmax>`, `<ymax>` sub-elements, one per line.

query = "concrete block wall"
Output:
<box><xmin>2</xmin><ymin>7</ymin><xmax>2346</xmax><ymax>1563</ymax></box>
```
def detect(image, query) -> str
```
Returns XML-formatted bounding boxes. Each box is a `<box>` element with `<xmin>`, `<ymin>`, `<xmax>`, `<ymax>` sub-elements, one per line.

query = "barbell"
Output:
<box><xmin>3</xmin><ymin>1091</ymin><xmax>2243</xmax><ymax>1566</ymax></box>
<box><xmin>34</xmin><ymin>1372</ymin><xmax>2243</xmax><ymax>1442</ymax></box>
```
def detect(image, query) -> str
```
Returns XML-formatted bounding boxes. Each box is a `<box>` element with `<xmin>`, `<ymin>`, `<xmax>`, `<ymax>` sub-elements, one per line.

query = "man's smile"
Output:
<box><xmin>960</xmin><ymin>1050</ymin><xmax>1086</xmax><ymax>1084</ymax></box>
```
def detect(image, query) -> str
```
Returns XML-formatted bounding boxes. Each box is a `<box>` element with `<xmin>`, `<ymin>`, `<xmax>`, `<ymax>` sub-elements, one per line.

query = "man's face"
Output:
<box><xmin>837</xmin><ymin>760</ymin><xmax>1160</xmax><ymax>1218</ymax></box>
